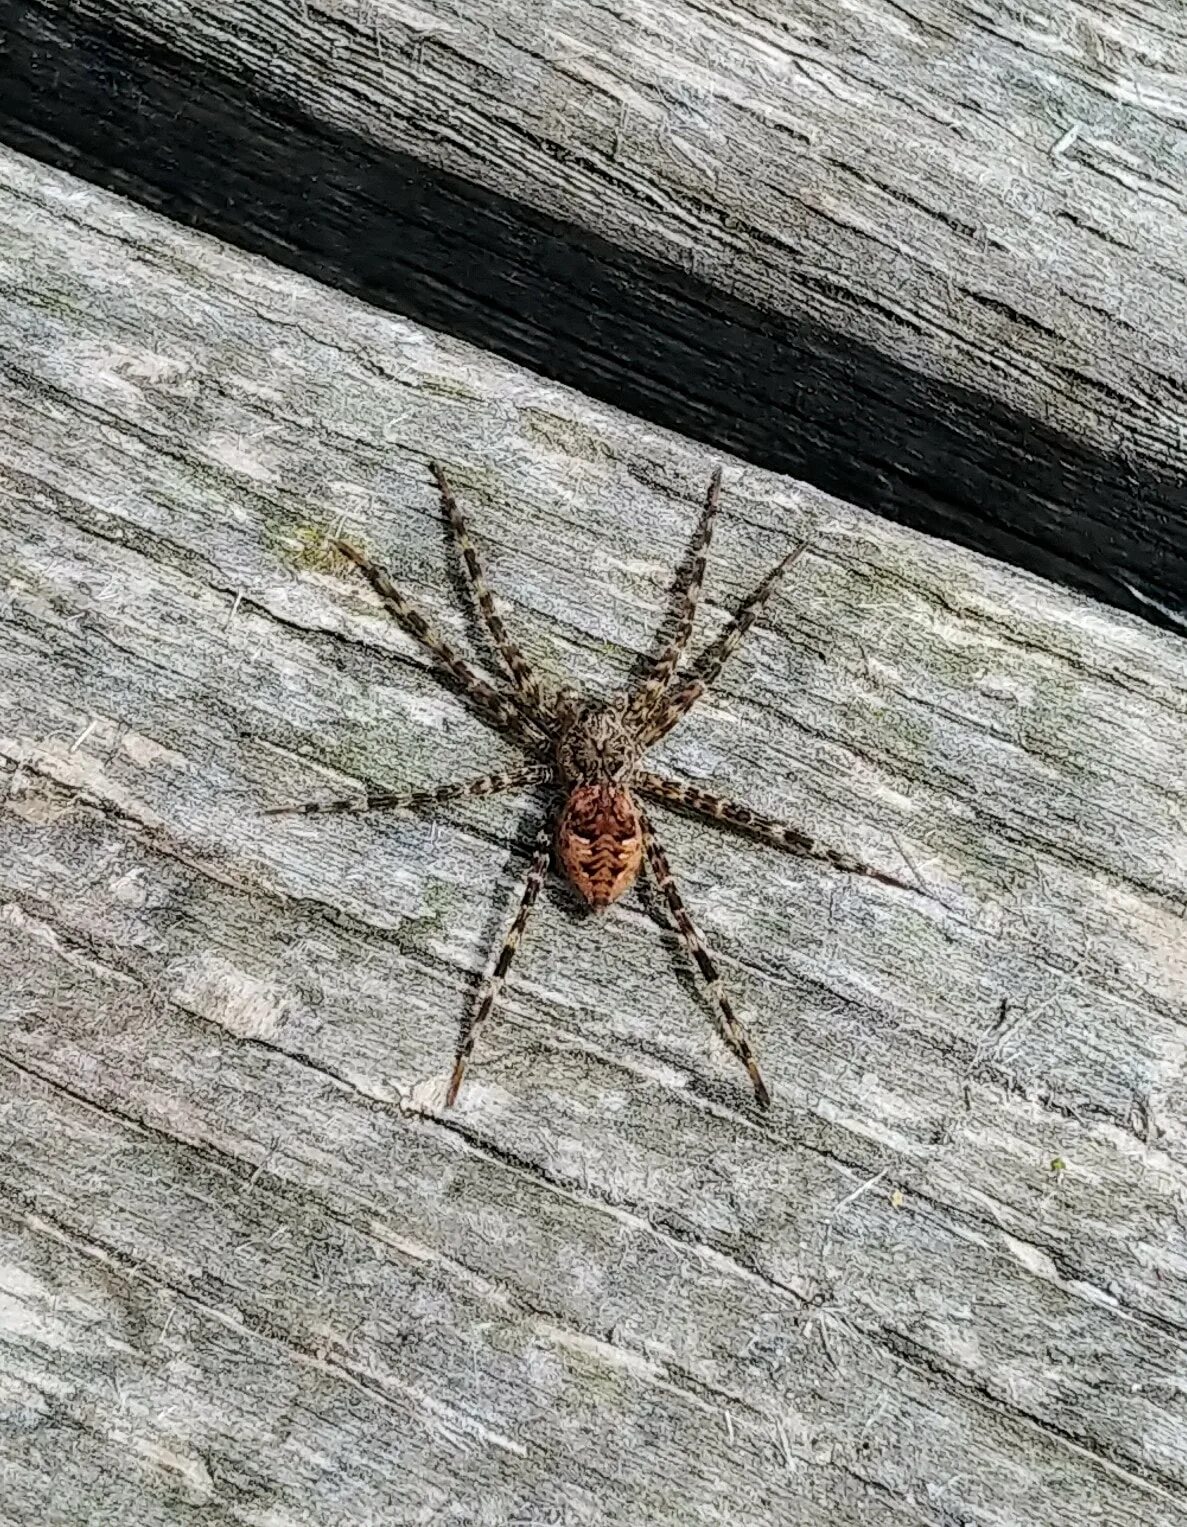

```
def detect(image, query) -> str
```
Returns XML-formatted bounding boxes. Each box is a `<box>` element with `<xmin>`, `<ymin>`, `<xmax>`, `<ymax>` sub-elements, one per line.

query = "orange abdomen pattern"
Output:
<box><xmin>557</xmin><ymin>784</ymin><xmax>644</xmax><ymax>908</ymax></box>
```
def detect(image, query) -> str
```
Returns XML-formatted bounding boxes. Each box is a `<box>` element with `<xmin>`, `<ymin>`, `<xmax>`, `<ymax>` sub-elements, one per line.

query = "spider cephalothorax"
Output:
<box><xmin>554</xmin><ymin>693</ymin><xmax>640</xmax><ymax>786</ymax></box>
<box><xmin>271</xmin><ymin>461</ymin><xmax>916</xmax><ymax>1108</ymax></box>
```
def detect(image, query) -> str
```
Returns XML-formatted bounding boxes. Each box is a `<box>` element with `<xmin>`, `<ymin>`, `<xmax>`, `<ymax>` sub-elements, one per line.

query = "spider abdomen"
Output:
<box><xmin>557</xmin><ymin>784</ymin><xmax>644</xmax><ymax>908</ymax></box>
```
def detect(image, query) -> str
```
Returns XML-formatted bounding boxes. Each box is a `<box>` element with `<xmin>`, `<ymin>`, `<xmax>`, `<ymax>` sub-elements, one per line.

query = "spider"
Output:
<box><xmin>269</xmin><ymin>463</ymin><xmax>914</xmax><ymax>1108</ymax></box>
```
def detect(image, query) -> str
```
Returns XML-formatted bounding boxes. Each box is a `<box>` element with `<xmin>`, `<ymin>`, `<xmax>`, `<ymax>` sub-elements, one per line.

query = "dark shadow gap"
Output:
<box><xmin>1</xmin><ymin>0</ymin><xmax>1184</xmax><ymax>631</ymax></box>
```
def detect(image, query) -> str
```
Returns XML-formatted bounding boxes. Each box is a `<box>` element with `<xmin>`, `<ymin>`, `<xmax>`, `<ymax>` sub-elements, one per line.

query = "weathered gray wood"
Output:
<box><xmin>3</xmin><ymin>146</ymin><xmax>1187</xmax><ymax>1526</ymax></box>
<box><xmin>3</xmin><ymin>0</ymin><xmax>1185</xmax><ymax>622</ymax></box>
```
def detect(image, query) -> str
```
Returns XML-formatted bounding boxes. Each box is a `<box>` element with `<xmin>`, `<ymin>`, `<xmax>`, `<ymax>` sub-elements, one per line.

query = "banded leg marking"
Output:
<box><xmin>629</xmin><ymin>467</ymin><xmax>721</xmax><ymax>722</ymax></box>
<box><xmin>334</xmin><ymin>539</ymin><xmax>546</xmax><ymax>747</ymax></box>
<box><xmin>448</xmin><ymin>823</ymin><xmax>553</xmax><ymax>1106</ymax></box>
<box><xmin>265</xmin><ymin>765</ymin><xmax>552</xmax><ymax>819</ymax></box>
<box><xmin>639</xmin><ymin>806</ymin><xmax>771</xmax><ymax>1108</ymax></box>
<box><xmin>636</xmin><ymin>772</ymin><xmax>916</xmax><ymax>892</ymax></box>
<box><xmin>431</xmin><ymin>461</ymin><xmax>549</xmax><ymax>718</ymax></box>
<box><xmin>646</xmin><ymin>542</ymin><xmax>806</xmax><ymax>746</ymax></box>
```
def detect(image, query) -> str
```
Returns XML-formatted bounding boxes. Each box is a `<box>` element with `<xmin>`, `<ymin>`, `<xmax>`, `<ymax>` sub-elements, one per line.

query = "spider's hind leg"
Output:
<box><xmin>638</xmin><ymin>806</ymin><xmax>771</xmax><ymax>1108</ymax></box>
<box><xmin>448</xmin><ymin>821</ymin><xmax>553</xmax><ymax>1106</ymax></box>
<box><xmin>635</xmin><ymin>772</ymin><xmax>917</xmax><ymax>893</ymax></box>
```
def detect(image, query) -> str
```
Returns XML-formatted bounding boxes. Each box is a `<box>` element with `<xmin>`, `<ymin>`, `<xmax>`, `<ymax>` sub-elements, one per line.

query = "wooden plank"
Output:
<box><xmin>1</xmin><ymin>0</ymin><xmax>1185</xmax><ymax>626</ymax></box>
<box><xmin>2</xmin><ymin>146</ymin><xmax>1187</xmax><ymax>1525</ymax></box>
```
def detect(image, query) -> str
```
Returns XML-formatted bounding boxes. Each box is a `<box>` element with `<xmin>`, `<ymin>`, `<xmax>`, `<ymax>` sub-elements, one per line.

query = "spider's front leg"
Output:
<box><xmin>643</xmin><ymin>541</ymin><xmax>806</xmax><ymax>749</ymax></box>
<box><xmin>628</xmin><ymin>467</ymin><xmax>722</xmax><ymax>725</ymax></box>
<box><xmin>636</xmin><ymin>771</ymin><xmax>917</xmax><ymax>893</ymax></box>
<box><xmin>638</xmin><ymin>805</ymin><xmax>771</xmax><ymax>1108</ymax></box>
<box><xmin>430</xmin><ymin>462</ymin><xmax>550</xmax><ymax>718</ymax></box>
<box><xmin>334</xmin><ymin>539</ymin><xmax>549</xmax><ymax>750</ymax></box>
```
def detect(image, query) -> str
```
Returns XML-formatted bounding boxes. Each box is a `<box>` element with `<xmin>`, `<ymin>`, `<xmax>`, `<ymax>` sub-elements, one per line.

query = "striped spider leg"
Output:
<box><xmin>640</xmin><ymin>540</ymin><xmax>807</xmax><ymax>749</ymax></box>
<box><xmin>626</xmin><ymin>466</ymin><xmax>722</xmax><ymax>729</ymax></box>
<box><xmin>638</xmin><ymin>804</ymin><xmax>771</xmax><ymax>1107</ymax></box>
<box><xmin>619</xmin><ymin>494</ymin><xmax>912</xmax><ymax>1104</ymax></box>
<box><xmin>635</xmin><ymin>772</ymin><xmax>917</xmax><ymax>894</ymax></box>
<box><xmin>448</xmin><ymin>822</ymin><xmax>554</xmax><ymax>1106</ymax></box>
<box><xmin>631</xmin><ymin>769</ymin><xmax>917</xmax><ymax>1106</ymax></box>
<box><xmin>332</xmin><ymin>537</ymin><xmax>548</xmax><ymax>752</ymax></box>
<box><xmin>264</xmin><ymin>765</ymin><xmax>554</xmax><ymax>819</ymax></box>
<box><xmin>429</xmin><ymin>461</ymin><xmax>550</xmax><ymax>718</ymax></box>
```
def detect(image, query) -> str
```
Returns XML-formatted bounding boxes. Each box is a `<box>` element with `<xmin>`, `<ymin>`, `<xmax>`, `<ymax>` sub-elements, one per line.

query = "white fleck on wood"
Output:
<box><xmin>2</xmin><ymin>146</ymin><xmax>1187</xmax><ymax>1525</ymax></box>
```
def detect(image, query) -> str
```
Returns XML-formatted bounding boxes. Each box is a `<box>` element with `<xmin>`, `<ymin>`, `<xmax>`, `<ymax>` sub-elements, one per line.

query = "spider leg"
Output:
<box><xmin>638</xmin><ymin>806</ymin><xmax>771</xmax><ymax>1108</ymax></box>
<box><xmin>636</xmin><ymin>772</ymin><xmax>917</xmax><ymax>893</ymax></box>
<box><xmin>448</xmin><ymin>821</ymin><xmax>553</xmax><ymax>1106</ymax></box>
<box><xmin>334</xmin><ymin>539</ymin><xmax>548</xmax><ymax>749</ymax></box>
<box><xmin>264</xmin><ymin>765</ymin><xmax>552</xmax><ymax>818</ymax></box>
<box><xmin>644</xmin><ymin>541</ymin><xmax>806</xmax><ymax>747</ymax></box>
<box><xmin>431</xmin><ymin>462</ymin><xmax>551</xmax><ymax>720</ymax></box>
<box><xmin>628</xmin><ymin>467</ymin><xmax>721</xmax><ymax>722</ymax></box>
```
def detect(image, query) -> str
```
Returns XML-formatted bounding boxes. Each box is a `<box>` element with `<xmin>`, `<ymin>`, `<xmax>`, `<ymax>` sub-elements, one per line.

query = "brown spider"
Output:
<box><xmin>270</xmin><ymin>463</ymin><xmax>914</xmax><ymax>1108</ymax></box>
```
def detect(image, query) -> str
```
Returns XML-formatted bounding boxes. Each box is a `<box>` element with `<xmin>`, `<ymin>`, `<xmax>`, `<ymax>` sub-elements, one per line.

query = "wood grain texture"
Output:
<box><xmin>3</xmin><ymin>146</ymin><xmax>1187</xmax><ymax>1525</ymax></box>
<box><xmin>2</xmin><ymin>0</ymin><xmax>1185</xmax><ymax>625</ymax></box>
